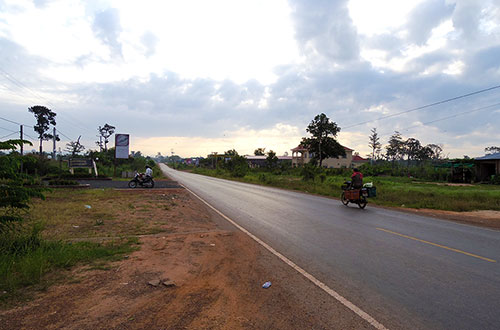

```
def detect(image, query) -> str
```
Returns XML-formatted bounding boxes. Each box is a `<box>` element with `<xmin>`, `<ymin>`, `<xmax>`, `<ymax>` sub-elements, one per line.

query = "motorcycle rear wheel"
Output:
<box><xmin>341</xmin><ymin>192</ymin><xmax>349</xmax><ymax>205</ymax></box>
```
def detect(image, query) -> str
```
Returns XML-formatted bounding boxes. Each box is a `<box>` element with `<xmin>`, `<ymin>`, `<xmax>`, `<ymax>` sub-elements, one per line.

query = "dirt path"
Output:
<box><xmin>0</xmin><ymin>188</ymin><xmax>372</xmax><ymax>330</ymax></box>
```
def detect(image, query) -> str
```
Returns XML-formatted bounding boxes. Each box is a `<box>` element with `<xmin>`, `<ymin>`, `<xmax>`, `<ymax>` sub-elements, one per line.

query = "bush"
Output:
<box><xmin>301</xmin><ymin>163</ymin><xmax>320</xmax><ymax>181</ymax></box>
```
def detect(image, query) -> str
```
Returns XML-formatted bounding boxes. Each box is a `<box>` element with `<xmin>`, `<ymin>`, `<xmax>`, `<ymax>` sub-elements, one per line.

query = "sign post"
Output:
<box><xmin>114</xmin><ymin>134</ymin><xmax>130</xmax><ymax>177</ymax></box>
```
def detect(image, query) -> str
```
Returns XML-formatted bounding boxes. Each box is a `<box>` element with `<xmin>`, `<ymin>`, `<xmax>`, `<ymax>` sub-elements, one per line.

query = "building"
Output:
<box><xmin>245</xmin><ymin>155</ymin><xmax>292</xmax><ymax>168</ymax></box>
<box><xmin>352</xmin><ymin>154</ymin><xmax>369</xmax><ymax>168</ymax></box>
<box><xmin>291</xmin><ymin>145</ymin><xmax>354</xmax><ymax>168</ymax></box>
<box><xmin>475</xmin><ymin>152</ymin><xmax>500</xmax><ymax>181</ymax></box>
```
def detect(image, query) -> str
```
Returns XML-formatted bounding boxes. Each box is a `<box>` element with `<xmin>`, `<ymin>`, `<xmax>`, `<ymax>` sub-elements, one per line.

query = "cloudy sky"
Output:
<box><xmin>1</xmin><ymin>0</ymin><xmax>499</xmax><ymax>158</ymax></box>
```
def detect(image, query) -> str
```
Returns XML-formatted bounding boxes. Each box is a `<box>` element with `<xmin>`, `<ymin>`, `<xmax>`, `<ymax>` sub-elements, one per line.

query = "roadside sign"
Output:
<box><xmin>115</xmin><ymin>134</ymin><xmax>129</xmax><ymax>159</ymax></box>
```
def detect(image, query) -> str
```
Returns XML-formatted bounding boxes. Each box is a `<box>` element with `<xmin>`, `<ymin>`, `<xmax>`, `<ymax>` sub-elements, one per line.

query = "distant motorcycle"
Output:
<box><xmin>128</xmin><ymin>173</ymin><xmax>155</xmax><ymax>188</ymax></box>
<box><xmin>340</xmin><ymin>180</ymin><xmax>376</xmax><ymax>209</ymax></box>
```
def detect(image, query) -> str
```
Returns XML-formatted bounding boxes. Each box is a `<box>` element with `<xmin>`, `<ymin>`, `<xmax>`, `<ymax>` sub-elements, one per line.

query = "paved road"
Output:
<box><xmin>76</xmin><ymin>179</ymin><xmax>181</xmax><ymax>189</ymax></box>
<box><xmin>160</xmin><ymin>164</ymin><xmax>500</xmax><ymax>330</ymax></box>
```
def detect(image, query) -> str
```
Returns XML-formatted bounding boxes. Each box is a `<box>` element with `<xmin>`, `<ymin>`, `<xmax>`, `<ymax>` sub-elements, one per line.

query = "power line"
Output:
<box><xmin>0</xmin><ymin>126</ymin><xmax>18</xmax><ymax>133</ymax></box>
<box><xmin>343</xmin><ymin>84</ymin><xmax>500</xmax><ymax>129</ymax></box>
<box><xmin>0</xmin><ymin>131</ymin><xmax>19</xmax><ymax>139</ymax></box>
<box><xmin>56</xmin><ymin>129</ymin><xmax>73</xmax><ymax>141</ymax></box>
<box><xmin>380</xmin><ymin>101</ymin><xmax>500</xmax><ymax>138</ymax></box>
<box><xmin>0</xmin><ymin>66</ymin><xmax>94</xmax><ymax>134</ymax></box>
<box><xmin>23</xmin><ymin>132</ymin><xmax>38</xmax><ymax>141</ymax></box>
<box><xmin>0</xmin><ymin>116</ymin><xmax>32</xmax><ymax>127</ymax></box>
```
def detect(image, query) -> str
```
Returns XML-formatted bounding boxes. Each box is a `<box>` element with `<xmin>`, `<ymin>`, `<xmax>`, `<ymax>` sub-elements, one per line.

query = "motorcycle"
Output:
<box><xmin>340</xmin><ymin>180</ymin><xmax>376</xmax><ymax>209</ymax></box>
<box><xmin>128</xmin><ymin>173</ymin><xmax>155</xmax><ymax>188</ymax></box>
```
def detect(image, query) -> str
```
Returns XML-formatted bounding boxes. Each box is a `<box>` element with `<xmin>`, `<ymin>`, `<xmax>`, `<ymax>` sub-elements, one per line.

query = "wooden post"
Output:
<box><xmin>20</xmin><ymin>125</ymin><xmax>24</xmax><ymax>173</ymax></box>
<box><xmin>52</xmin><ymin>127</ymin><xmax>56</xmax><ymax>159</ymax></box>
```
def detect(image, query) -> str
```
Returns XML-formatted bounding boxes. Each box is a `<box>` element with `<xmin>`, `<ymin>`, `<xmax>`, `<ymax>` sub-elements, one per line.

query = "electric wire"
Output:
<box><xmin>379</xmin><ymin>101</ymin><xmax>500</xmax><ymax>138</ymax></box>
<box><xmin>0</xmin><ymin>126</ymin><xmax>18</xmax><ymax>133</ymax></box>
<box><xmin>0</xmin><ymin>66</ymin><xmax>93</xmax><ymax>135</ymax></box>
<box><xmin>0</xmin><ymin>131</ymin><xmax>19</xmax><ymax>139</ymax></box>
<box><xmin>343</xmin><ymin>84</ymin><xmax>500</xmax><ymax>129</ymax></box>
<box><xmin>0</xmin><ymin>116</ymin><xmax>32</xmax><ymax>127</ymax></box>
<box><xmin>56</xmin><ymin>129</ymin><xmax>73</xmax><ymax>141</ymax></box>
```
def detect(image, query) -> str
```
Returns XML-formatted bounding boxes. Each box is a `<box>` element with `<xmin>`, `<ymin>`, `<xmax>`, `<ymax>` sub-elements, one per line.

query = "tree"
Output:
<box><xmin>222</xmin><ymin>149</ymin><xmax>248</xmax><ymax>177</ymax></box>
<box><xmin>28</xmin><ymin>105</ymin><xmax>59</xmax><ymax>157</ymax></box>
<box><xmin>254</xmin><ymin>148</ymin><xmax>266</xmax><ymax>156</ymax></box>
<box><xmin>0</xmin><ymin>139</ymin><xmax>45</xmax><ymax>224</ymax></box>
<box><xmin>368</xmin><ymin>127</ymin><xmax>381</xmax><ymax>163</ymax></box>
<box><xmin>65</xmin><ymin>136</ymin><xmax>85</xmax><ymax>157</ymax></box>
<box><xmin>266</xmin><ymin>150</ymin><xmax>278</xmax><ymax>169</ymax></box>
<box><xmin>427</xmin><ymin>144</ymin><xmax>443</xmax><ymax>160</ymax></box>
<box><xmin>385</xmin><ymin>131</ymin><xmax>404</xmax><ymax>163</ymax></box>
<box><xmin>485</xmin><ymin>146</ymin><xmax>500</xmax><ymax>154</ymax></box>
<box><xmin>98</xmin><ymin>124</ymin><xmax>115</xmax><ymax>151</ymax></box>
<box><xmin>404</xmin><ymin>137</ymin><xmax>422</xmax><ymax>165</ymax></box>
<box><xmin>301</xmin><ymin>113</ymin><xmax>344</xmax><ymax>167</ymax></box>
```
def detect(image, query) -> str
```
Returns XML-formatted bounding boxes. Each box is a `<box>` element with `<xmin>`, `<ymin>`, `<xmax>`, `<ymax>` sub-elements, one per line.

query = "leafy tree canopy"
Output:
<box><xmin>254</xmin><ymin>148</ymin><xmax>265</xmax><ymax>156</ymax></box>
<box><xmin>301</xmin><ymin>113</ymin><xmax>344</xmax><ymax>167</ymax></box>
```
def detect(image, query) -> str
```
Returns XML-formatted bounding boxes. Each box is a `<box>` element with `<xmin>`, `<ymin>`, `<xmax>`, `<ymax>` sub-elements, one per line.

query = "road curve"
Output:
<box><xmin>160</xmin><ymin>164</ymin><xmax>500</xmax><ymax>330</ymax></box>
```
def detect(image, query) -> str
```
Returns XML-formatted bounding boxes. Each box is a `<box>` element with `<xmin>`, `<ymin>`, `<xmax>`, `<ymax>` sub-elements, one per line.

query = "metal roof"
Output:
<box><xmin>476</xmin><ymin>153</ymin><xmax>500</xmax><ymax>161</ymax></box>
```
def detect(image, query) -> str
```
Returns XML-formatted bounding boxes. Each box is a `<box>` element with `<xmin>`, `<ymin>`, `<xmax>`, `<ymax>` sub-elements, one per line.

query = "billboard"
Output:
<box><xmin>115</xmin><ymin>134</ymin><xmax>130</xmax><ymax>159</ymax></box>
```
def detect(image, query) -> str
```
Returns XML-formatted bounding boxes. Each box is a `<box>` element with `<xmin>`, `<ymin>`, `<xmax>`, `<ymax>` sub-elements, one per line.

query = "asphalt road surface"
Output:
<box><xmin>160</xmin><ymin>164</ymin><xmax>500</xmax><ymax>330</ymax></box>
<box><xmin>76</xmin><ymin>179</ymin><xmax>181</xmax><ymax>189</ymax></box>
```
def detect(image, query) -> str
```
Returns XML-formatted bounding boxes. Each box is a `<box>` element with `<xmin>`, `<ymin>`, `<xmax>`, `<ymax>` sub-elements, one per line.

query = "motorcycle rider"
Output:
<box><xmin>144</xmin><ymin>165</ymin><xmax>153</xmax><ymax>182</ymax></box>
<box><xmin>350</xmin><ymin>168</ymin><xmax>363</xmax><ymax>189</ymax></box>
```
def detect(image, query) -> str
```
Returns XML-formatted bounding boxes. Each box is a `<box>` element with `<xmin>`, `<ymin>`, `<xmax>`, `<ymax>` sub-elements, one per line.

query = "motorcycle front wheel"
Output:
<box><xmin>341</xmin><ymin>192</ymin><xmax>349</xmax><ymax>205</ymax></box>
<box><xmin>128</xmin><ymin>180</ymin><xmax>138</xmax><ymax>188</ymax></box>
<box><xmin>358</xmin><ymin>196</ymin><xmax>367</xmax><ymax>209</ymax></box>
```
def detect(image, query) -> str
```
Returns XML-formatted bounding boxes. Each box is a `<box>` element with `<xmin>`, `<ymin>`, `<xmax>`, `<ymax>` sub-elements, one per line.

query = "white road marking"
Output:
<box><xmin>181</xmin><ymin>183</ymin><xmax>389</xmax><ymax>330</ymax></box>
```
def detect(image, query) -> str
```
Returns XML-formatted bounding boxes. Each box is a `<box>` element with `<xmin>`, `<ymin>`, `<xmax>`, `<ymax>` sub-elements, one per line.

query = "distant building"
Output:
<box><xmin>352</xmin><ymin>154</ymin><xmax>369</xmax><ymax>168</ymax></box>
<box><xmin>245</xmin><ymin>155</ymin><xmax>292</xmax><ymax>168</ymax></box>
<box><xmin>475</xmin><ymin>152</ymin><xmax>500</xmax><ymax>181</ymax></box>
<box><xmin>291</xmin><ymin>145</ymin><xmax>354</xmax><ymax>168</ymax></box>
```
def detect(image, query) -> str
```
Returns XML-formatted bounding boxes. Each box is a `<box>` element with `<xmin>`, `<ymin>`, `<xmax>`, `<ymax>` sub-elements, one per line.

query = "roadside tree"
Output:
<box><xmin>485</xmin><ymin>146</ymin><xmax>500</xmax><ymax>154</ymax></box>
<box><xmin>301</xmin><ymin>113</ymin><xmax>345</xmax><ymax>167</ymax></box>
<box><xmin>368</xmin><ymin>127</ymin><xmax>381</xmax><ymax>163</ymax></box>
<box><xmin>65</xmin><ymin>136</ymin><xmax>85</xmax><ymax>157</ymax></box>
<box><xmin>385</xmin><ymin>131</ymin><xmax>404</xmax><ymax>163</ymax></box>
<box><xmin>98</xmin><ymin>124</ymin><xmax>115</xmax><ymax>151</ymax></box>
<box><xmin>254</xmin><ymin>148</ymin><xmax>265</xmax><ymax>156</ymax></box>
<box><xmin>266</xmin><ymin>150</ymin><xmax>278</xmax><ymax>169</ymax></box>
<box><xmin>28</xmin><ymin>105</ymin><xmax>59</xmax><ymax>157</ymax></box>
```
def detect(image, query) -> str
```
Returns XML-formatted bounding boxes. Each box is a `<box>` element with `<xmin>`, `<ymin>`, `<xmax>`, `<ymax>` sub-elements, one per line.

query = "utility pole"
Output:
<box><xmin>20</xmin><ymin>125</ymin><xmax>24</xmax><ymax>156</ymax></box>
<box><xmin>20</xmin><ymin>125</ymin><xmax>24</xmax><ymax>173</ymax></box>
<box><xmin>52</xmin><ymin>127</ymin><xmax>57</xmax><ymax>159</ymax></box>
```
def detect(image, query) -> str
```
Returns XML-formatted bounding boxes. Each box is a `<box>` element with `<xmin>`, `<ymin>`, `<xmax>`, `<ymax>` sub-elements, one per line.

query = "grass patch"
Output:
<box><xmin>0</xmin><ymin>186</ymin><xmax>176</xmax><ymax>306</ymax></box>
<box><xmin>0</xmin><ymin>233</ymin><xmax>138</xmax><ymax>304</ymax></box>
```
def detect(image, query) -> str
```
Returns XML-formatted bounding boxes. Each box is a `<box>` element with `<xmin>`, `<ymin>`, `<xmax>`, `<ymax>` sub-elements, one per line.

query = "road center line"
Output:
<box><xmin>181</xmin><ymin>183</ymin><xmax>388</xmax><ymax>330</ymax></box>
<box><xmin>376</xmin><ymin>227</ymin><xmax>497</xmax><ymax>263</ymax></box>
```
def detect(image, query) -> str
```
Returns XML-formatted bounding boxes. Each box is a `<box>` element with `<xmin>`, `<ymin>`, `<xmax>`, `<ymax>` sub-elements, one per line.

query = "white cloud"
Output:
<box><xmin>0</xmin><ymin>0</ymin><xmax>499</xmax><ymax>159</ymax></box>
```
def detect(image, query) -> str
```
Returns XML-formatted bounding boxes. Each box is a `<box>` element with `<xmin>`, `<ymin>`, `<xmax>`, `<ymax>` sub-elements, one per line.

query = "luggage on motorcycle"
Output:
<box><xmin>367</xmin><ymin>186</ymin><xmax>376</xmax><ymax>197</ymax></box>
<box><xmin>345</xmin><ymin>189</ymin><xmax>360</xmax><ymax>199</ymax></box>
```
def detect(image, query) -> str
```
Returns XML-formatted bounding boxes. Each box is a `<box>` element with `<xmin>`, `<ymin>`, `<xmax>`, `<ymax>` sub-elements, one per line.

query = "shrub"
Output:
<box><xmin>301</xmin><ymin>163</ymin><xmax>320</xmax><ymax>181</ymax></box>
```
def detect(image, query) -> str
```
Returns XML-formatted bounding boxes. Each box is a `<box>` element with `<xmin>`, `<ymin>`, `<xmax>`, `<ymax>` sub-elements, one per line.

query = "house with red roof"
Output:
<box><xmin>291</xmin><ymin>145</ymin><xmax>355</xmax><ymax>168</ymax></box>
<box><xmin>352</xmin><ymin>154</ymin><xmax>369</xmax><ymax>167</ymax></box>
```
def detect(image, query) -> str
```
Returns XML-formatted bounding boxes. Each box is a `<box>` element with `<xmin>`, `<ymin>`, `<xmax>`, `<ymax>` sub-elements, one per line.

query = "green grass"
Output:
<box><xmin>0</xmin><ymin>187</ymin><xmax>166</xmax><ymax>305</ymax></box>
<box><xmin>190</xmin><ymin>168</ymin><xmax>500</xmax><ymax>211</ymax></box>
<box><xmin>0</xmin><ymin>229</ymin><xmax>138</xmax><ymax>303</ymax></box>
